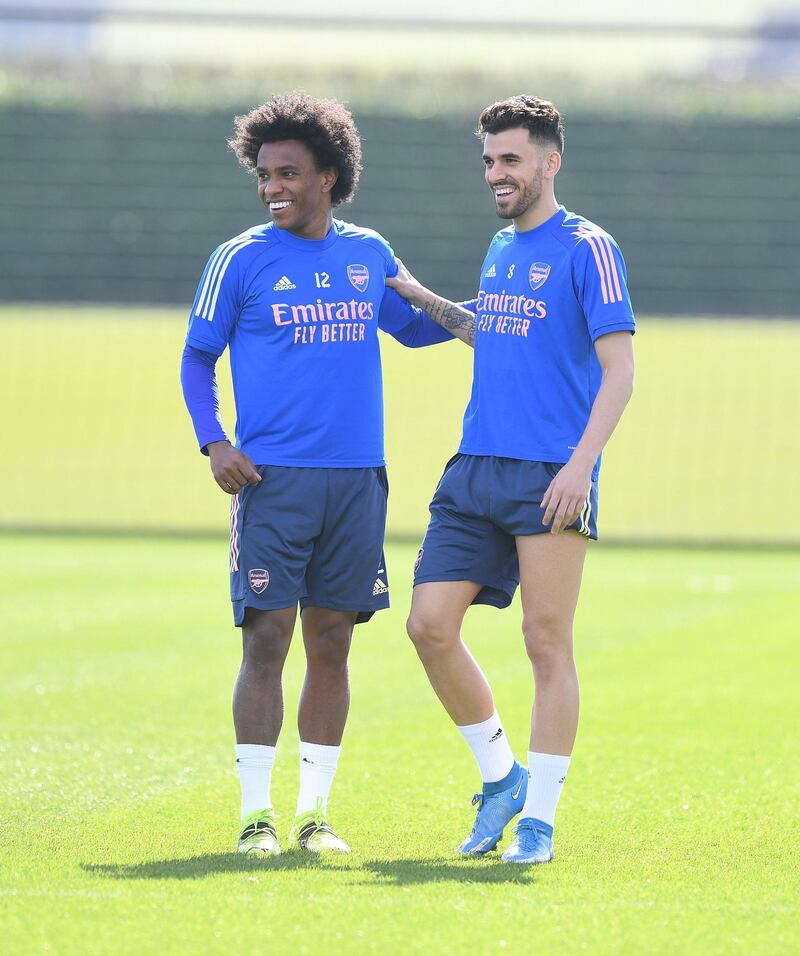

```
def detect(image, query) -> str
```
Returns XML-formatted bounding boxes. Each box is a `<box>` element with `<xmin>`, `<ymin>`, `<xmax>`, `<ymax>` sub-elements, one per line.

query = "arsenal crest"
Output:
<box><xmin>529</xmin><ymin>262</ymin><xmax>551</xmax><ymax>291</ymax></box>
<box><xmin>347</xmin><ymin>264</ymin><xmax>370</xmax><ymax>293</ymax></box>
<box><xmin>248</xmin><ymin>568</ymin><xmax>270</xmax><ymax>594</ymax></box>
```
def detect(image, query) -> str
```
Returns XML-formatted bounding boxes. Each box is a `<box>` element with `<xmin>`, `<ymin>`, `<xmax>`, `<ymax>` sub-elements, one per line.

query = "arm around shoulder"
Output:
<box><xmin>378</xmin><ymin>288</ymin><xmax>455</xmax><ymax>348</ymax></box>
<box><xmin>385</xmin><ymin>259</ymin><xmax>476</xmax><ymax>347</ymax></box>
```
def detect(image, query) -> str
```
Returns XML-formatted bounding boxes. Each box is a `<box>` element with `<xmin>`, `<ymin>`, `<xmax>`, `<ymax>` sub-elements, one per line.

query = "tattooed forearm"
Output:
<box><xmin>422</xmin><ymin>295</ymin><xmax>476</xmax><ymax>347</ymax></box>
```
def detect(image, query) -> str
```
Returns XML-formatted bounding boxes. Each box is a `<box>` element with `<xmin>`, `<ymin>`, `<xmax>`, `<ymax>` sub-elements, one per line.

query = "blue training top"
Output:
<box><xmin>184</xmin><ymin>219</ymin><xmax>452</xmax><ymax>467</ymax></box>
<box><xmin>459</xmin><ymin>206</ymin><xmax>636</xmax><ymax>479</ymax></box>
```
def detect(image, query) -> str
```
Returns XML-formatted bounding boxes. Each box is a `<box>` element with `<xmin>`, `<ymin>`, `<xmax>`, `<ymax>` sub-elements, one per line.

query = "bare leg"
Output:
<box><xmin>516</xmin><ymin>532</ymin><xmax>588</xmax><ymax>755</ymax></box>
<box><xmin>232</xmin><ymin>605</ymin><xmax>297</xmax><ymax>745</ymax></box>
<box><xmin>297</xmin><ymin>607</ymin><xmax>357</xmax><ymax>746</ymax></box>
<box><xmin>406</xmin><ymin>581</ymin><xmax>492</xmax><ymax>726</ymax></box>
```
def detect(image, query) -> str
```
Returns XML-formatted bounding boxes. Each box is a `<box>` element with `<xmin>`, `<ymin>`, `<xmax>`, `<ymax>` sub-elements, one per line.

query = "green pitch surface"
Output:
<box><xmin>1</xmin><ymin>535</ymin><xmax>798</xmax><ymax>955</ymax></box>
<box><xmin>2</xmin><ymin>305</ymin><xmax>800</xmax><ymax>544</ymax></box>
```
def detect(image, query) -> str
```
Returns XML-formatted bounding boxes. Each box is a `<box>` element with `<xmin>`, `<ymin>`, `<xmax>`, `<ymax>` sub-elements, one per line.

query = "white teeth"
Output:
<box><xmin>494</xmin><ymin>187</ymin><xmax>515</xmax><ymax>197</ymax></box>
<box><xmin>270</xmin><ymin>201</ymin><xmax>292</xmax><ymax>210</ymax></box>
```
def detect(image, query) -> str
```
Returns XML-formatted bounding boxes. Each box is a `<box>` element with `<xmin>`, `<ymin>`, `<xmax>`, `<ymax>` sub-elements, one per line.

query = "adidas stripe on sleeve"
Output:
<box><xmin>186</xmin><ymin>234</ymin><xmax>253</xmax><ymax>356</ymax></box>
<box><xmin>571</xmin><ymin>228</ymin><xmax>635</xmax><ymax>341</ymax></box>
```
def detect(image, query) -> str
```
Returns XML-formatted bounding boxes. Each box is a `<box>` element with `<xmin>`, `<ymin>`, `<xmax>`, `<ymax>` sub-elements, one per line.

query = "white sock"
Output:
<box><xmin>521</xmin><ymin>751</ymin><xmax>571</xmax><ymax>827</ymax></box>
<box><xmin>236</xmin><ymin>743</ymin><xmax>276</xmax><ymax>819</ymax></box>
<box><xmin>456</xmin><ymin>711</ymin><xmax>516</xmax><ymax>784</ymax></box>
<box><xmin>295</xmin><ymin>742</ymin><xmax>341</xmax><ymax>816</ymax></box>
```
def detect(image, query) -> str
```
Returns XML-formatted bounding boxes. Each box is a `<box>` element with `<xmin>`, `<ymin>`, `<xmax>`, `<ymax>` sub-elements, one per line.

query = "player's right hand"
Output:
<box><xmin>206</xmin><ymin>441</ymin><xmax>262</xmax><ymax>495</ymax></box>
<box><xmin>385</xmin><ymin>258</ymin><xmax>427</xmax><ymax>306</ymax></box>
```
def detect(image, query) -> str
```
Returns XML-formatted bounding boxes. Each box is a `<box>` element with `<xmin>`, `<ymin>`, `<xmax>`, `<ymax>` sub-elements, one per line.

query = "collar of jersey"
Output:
<box><xmin>271</xmin><ymin>219</ymin><xmax>340</xmax><ymax>251</ymax></box>
<box><xmin>512</xmin><ymin>205</ymin><xmax>568</xmax><ymax>242</ymax></box>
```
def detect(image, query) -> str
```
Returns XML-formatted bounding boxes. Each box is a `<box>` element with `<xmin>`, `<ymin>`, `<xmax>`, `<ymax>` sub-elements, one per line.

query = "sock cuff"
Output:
<box><xmin>236</xmin><ymin>744</ymin><xmax>276</xmax><ymax>765</ymax></box>
<box><xmin>457</xmin><ymin>711</ymin><xmax>502</xmax><ymax>738</ymax></box>
<box><xmin>299</xmin><ymin>741</ymin><xmax>341</xmax><ymax>771</ymax></box>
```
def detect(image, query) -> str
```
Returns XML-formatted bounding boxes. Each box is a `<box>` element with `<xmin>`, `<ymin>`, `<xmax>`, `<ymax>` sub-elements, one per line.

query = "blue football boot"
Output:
<box><xmin>501</xmin><ymin>817</ymin><xmax>555</xmax><ymax>864</ymax></box>
<box><xmin>456</xmin><ymin>761</ymin><xmax>528</xmax><ymax>856</ymax></box>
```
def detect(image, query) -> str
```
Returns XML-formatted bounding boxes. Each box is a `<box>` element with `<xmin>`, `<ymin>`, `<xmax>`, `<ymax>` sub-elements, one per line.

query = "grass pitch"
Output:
<box><xmin>1</xmin><ymin>534</ymin><xmax>798</xmax><ymax>955</ymax></box>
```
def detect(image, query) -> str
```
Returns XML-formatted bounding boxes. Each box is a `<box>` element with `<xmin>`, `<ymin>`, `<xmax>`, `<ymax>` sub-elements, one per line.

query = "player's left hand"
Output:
<box><xmin>541</xmin><ymin>460</ymin><xmax>592</xmax><ymax>534</ymax></box>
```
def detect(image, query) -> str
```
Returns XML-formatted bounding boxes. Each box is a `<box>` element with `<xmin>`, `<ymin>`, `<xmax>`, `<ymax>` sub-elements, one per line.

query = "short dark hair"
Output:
<box><xmin>228</xmin><ymin>92</ymin><xmax>362</xmax><ymax>206</ymax></box>
<box><xmin>476</xmin><ymin>95</ymin><xmax>564</xmax><ymax>153</ymax></box>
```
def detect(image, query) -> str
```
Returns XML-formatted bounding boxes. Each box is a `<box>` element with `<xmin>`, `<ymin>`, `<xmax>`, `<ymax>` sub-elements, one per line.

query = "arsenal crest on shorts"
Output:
<box><xmin>528</xmin><ymin>262</ymin><xmax>551</xmax><ymax>291</ymax></box>
<box><xmin>347</xmin><ymin>264</ymin><xmax>370</xmax><ymax>293</ymax></box>
<box><xmin>248</xmin><ymin>568</ymin><xmax>270</xmax><ymax>594</ymax></box>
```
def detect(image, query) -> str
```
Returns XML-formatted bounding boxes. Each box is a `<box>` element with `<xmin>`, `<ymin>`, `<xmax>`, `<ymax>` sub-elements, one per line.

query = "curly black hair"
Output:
<box><xmin>228</xmin><ymin>92</ymin><xmax>362</xmax><ymax>207</ymax></box>
<box><xmin>476</xmin><ymin>95</ymin><xmax>564</xmax><ymax>154</ymax></box>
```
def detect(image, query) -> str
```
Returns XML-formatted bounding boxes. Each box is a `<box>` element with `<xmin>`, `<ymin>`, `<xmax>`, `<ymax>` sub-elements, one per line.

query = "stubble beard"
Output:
<box><xmin>495</xmin><ymin>170</ymin><xmax>544</xmax><ymax>221</ymax></box>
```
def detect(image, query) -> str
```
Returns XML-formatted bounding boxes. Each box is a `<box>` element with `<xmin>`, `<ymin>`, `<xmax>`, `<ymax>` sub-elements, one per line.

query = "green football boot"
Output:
<box><xmin>237</xmin><ymin>809</ymin><xmax>281</xmax><ymax>856</ymax></box>
<box><xmin>288</xmin><ymin>799</ymin><xmax>350</xmax><ymax>853</ymax></box>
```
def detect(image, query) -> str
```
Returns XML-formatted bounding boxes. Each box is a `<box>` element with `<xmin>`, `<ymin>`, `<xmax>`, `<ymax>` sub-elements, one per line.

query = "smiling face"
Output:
<box><xmin>256</xmin><ymin>140</ymin><xmax>337</xmax><ymax>240</ymax></box>
<box><xmin>482</xmin><ymin>127</ymin><xmax>560</xmax><ymax>226</ymax></box>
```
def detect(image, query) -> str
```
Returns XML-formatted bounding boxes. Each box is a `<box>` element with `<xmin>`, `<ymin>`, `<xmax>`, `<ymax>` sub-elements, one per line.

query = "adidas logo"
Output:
<box><xmin>489</xmin><ymin>727</ymin><xmax>504</xmax><ymax>742</ymax></box>
<box><xmin>483</xmin><ymin>263</ymin><xmax>497</xmax><ymax>277</ymax></box>
<box><xmin>273</xmin><ymin>275</ymin><xmax>296</xmax><ymax>291</ymax></box>
<box><xmin>372</xmin><ymin>577</ymin><xmax>389</xmax><ymax>596</ymax></box>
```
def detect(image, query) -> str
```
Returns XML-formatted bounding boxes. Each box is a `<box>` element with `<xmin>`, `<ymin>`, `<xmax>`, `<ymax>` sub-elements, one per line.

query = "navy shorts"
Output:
<box><xmin>414</xmin><ymin>454</ymin><xmax>598</xmax><ymax>609</ymax></box>
<box><xmin>229</xmin><ymin>465</ymin><xmax>390</xmax><ymax>626</ymax></box>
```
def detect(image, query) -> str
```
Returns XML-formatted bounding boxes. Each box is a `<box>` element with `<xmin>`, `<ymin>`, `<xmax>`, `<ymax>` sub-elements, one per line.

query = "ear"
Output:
<box><xmin>320</xmin><ymin>167</ymin><xmax>338</xmax><ymax>195</ymax></box>
<box><xmin>544</xmin><ymin>149</ymin><xmax>561</xmax><ymax>180</ymax></box>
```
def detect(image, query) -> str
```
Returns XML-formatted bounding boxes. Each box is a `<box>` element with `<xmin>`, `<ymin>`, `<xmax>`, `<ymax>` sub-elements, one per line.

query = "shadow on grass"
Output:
<box><xmin>82</xmin><ymin>853</ymin><xmax>535</xmax><ymax>884</ymax></box>
<box><xmin>81</xmin><ymin>852</ymin><xmax>328</xmax><ymax>880</ymax></box>
<box><xmin>356</xmin><ymin>857</ymin><xmax>536</xmax><ymax>886</ymax></box>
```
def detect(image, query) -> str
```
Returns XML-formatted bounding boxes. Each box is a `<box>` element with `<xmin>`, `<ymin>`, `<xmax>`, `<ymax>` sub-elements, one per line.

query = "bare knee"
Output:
<box><xmin>522</xmin><ymin>616</ymin><xmax>574</xmax><ymax>679</ymax></box>
<box><xmin>242</xmin><ymin>610</ymin><xmax>294</xmax><ymax>672</ymax></box>
<box><xmin>406</xmin><ymin>610</ymin><xmax>459</xmax><ymax>660</ymax></box>
<box><xmin>305</xmin><ymin>621</ymin><xmax>353</xmax><ymax>672</ymax></box>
